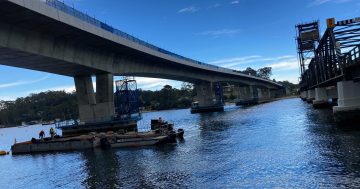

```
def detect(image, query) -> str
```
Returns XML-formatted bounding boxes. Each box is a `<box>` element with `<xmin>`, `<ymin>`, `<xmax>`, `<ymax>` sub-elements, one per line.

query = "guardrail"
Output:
<box><xmin>44</xmin><ymin>0</ymin><xmax>221</xmax><ymax>70</ymax></box>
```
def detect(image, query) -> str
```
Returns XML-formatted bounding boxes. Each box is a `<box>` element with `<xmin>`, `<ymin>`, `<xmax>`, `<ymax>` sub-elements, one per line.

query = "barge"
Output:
<box><xmin>11</xmin><ymin>121</ymin><xmax>184</xmax><ymax>155</ymax></box>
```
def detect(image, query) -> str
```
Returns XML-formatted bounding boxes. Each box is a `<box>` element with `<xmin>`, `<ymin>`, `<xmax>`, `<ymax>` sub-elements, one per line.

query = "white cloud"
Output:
<box><xmin>208</xmin><ymin>3</ymin><xmax>222</xmax><ymax>9</ymax></box>
<box><xmin>0</xmin><ymin>75</ymin><xmax>50</xmax><ymax>89</ymax></box>
<box><xmin>230</xmin><ymin>1</ymin><xmax>240</xmax><ymax>4</ymax></box>
<box><xmin>178</xmin><ymin>6</ymin><xmax>198</xmax><ymax>13</ymax></box>
<box><xmin>135</xmin><ymin>77</ymin><xmax>182</xmax><ymax>90</ymax></box>
<box><xmin>267</xmin><ymin>58</ymin><xmax>299</xmax><ymax>71</ymax></box>
<box><xmin>209</xmin><ymin>55</ymin><xmax>296</xmax><ymax>69</ymax></box>
<box><xmin>209</xmin><ymin>55</ymin><xmax>299</xmax><ymax>83</ymax></box>
<box><xmin>199</xmin><ymin>29</ymin><xmax>240</xmax><ymax>37</ymax></box>
<box><xmin>308</xmin><ymin>0</ymin><xmax>352</xmax><ymax>6</ymax></box>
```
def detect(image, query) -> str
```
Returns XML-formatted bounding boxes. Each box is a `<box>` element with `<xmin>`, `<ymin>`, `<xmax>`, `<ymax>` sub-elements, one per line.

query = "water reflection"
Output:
<box><xmin>3</xmin><ymin>98</ymin><xmax>360</xmax><ymax>188</ymax></box>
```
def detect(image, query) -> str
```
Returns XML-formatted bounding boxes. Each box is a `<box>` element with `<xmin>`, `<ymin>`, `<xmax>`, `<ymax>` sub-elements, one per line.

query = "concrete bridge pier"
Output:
<box><xmin>327</xmin><ymin>86</ymin><xmax>338</xmax><ymax>106</ymax></box>
<box><xmin>74</xmin><ymin>75</ymin><xmax>97</xmax><ymax>123</ymax></box>
<box><xmin>313</xmin><ymin>87</ymin><xmax>328</xmax><ymax>108</ymax></box>
<box><xmin>306</xmin><ymin>89</ymin><xmax>315</xmax><ymax>103</ymax></box>
<box><xmin>257</xmin><ymin>87</ymin><xmax>271</xmax><ymax>103</ymax></box>
<box><xmin>94</xmin><ymin>73</ymin><xmax>114</xmax><ymax>121</ymax></box>
<box><xmin>234</xmin><ymin>85</ymin><xmax>259</xmax><ymax>106</ymax></box>
<box><xmin>191</xmin><ymin>82</ymin><xmax>224</xmax><ymax>113</ymax></box>
<box><xmin>74</xmin><ymin>73</ymin><xmax>114</xmax><ymax>123</ymax></box>
<box><xmin>300</xmin><ymin>91</ymin><xmax>308</xmax><ymax>101</ymax></box>
<box><xmin>333</xmin><ymin>81</ymin><xmax>360</xmax><ymax>126</ymax></box>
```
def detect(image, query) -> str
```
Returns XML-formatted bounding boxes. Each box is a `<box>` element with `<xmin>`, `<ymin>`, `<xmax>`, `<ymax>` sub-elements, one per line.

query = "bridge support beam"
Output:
<box><xmin>191</xmin><ymin>82</ymin><xmax>224</xmax><ymax>113</ymax></box>
<box><xmin>313</xmin><ymin>87</ymin><xmax>328</xmax><ymax>108</ymax></box>
<box><xmin>74</xmin><ymin>73</ymin><xmax>114</xmax><ymax>123</ymax></box>
<box><xmin>306</xmin><ymin>89</ymin><xmax>315</xmax><ymax>103</ymax></box>
<box><xmin>333</xmin><ymin>81</ymin><xmax>360</xmax><ymax>126</ymax></box>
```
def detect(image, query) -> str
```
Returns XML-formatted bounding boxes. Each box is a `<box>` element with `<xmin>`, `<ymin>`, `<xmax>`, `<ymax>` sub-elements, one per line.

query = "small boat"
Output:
<box><xmin>176</xmin><ymin>129</ymin><xmax>184</xmax><ymax>138</ymax></box>
<box><xmin>150</xmin><ymin>119</ymin><xmax>184</xmax><ymax>140</ymax></box>
<box><xmin>101</xmin><ymin>132</ymin><xmax>169</xmax><ymax>148</ymax></box>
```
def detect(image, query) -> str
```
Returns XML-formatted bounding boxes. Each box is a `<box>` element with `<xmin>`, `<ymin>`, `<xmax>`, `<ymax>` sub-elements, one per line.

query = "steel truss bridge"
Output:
<box><xmin>297</xmin><ymin>17</ymin><xmax>360</xmax><ymax>90</ymax></box>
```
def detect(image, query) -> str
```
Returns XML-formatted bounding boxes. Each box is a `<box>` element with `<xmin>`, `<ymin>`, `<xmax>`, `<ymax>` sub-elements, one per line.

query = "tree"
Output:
<box><xmin>257</xmin><ymin>67</ymin><xmax>272</xmax><ymax>79</ymax></box>
<box><xmin>241</xmin><ymin>67</ymin><xmax>257</xmax><ymax>76</ymax></box>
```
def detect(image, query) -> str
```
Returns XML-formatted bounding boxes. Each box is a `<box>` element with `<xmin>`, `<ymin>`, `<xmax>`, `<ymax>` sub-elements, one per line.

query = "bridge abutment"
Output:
<box><xmin>333</xmin><ymin>81</ymin><xmax>360</xmax><ymax>126</ymax></box>
<box><xmin>191</xmin><ymin>82</ymin><xmax>224</xmax><ymax>113</ymax></box>
<box><xmin>313</xmin><ymin>87</ymin><xmax>328</xmax><ymax>108</ymax></box>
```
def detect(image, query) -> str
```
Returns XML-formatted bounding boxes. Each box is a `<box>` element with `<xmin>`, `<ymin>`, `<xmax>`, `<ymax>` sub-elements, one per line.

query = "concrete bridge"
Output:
<box><xmin>297</xmin><ymin>17</ymin><xmax>360</xmax><ymax>126</ymax></box>
<box><xmin>0</xmin><ymin>0</ymin><xmax>283</xmax><ymax>123</ymax></box>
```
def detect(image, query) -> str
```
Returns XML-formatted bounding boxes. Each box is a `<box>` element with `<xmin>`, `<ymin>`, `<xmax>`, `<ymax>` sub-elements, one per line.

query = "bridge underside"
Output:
<box><xmin>0</xmin><ymin>0</ymin><xmax>284</xmax><ymax>123</ymax></box>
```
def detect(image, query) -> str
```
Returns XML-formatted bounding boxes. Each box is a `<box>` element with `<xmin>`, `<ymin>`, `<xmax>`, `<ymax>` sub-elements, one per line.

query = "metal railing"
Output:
<box><xmin>343</xmin><ymin>45</ymin><xmax>360</xmax><ymax>66</ymax></box>
<box><xmin>44</xmin><ymin>0</ymin><xmax>221</xmax><ymax>70</ymax></box>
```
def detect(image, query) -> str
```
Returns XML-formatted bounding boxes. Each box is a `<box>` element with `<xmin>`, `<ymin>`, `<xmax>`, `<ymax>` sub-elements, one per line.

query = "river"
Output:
<box><xmin>1</xmin><ymin>98</ymin><xmax>360</xmax><ymax>188</ymax></box>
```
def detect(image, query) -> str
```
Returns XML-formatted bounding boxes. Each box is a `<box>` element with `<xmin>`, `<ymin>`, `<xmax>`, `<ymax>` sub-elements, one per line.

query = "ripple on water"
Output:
<box><xmin>2</xmin><ymin>98</ymin><xmax>360</xmax><ymax>188</ymax></box>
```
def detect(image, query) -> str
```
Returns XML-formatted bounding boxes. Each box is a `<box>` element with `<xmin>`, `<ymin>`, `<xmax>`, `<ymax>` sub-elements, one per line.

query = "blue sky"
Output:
<box><xmin>0</xmin><ymin>0</ymin><xmax>359</xmax><ymax>100</ymax></box>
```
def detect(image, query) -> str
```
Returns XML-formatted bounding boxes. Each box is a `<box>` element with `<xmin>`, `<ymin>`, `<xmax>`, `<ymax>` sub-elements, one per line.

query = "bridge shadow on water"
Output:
<box><xmin>300</xmin><ymin>100</ymin><xmax>360</xmax><ymax>187</ymax></box>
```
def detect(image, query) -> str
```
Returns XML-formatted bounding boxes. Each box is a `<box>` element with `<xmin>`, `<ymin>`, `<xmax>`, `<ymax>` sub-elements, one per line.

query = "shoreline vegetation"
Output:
<box><xmin>0</xmin><ymin>68</ymin><xmax>298</xmax><ymax>128</ymax></box>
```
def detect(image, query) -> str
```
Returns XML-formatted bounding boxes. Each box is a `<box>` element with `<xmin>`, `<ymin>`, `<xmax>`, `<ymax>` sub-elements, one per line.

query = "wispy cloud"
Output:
<box><xmin>267</xmin><ymin>58</ymin><xmax>299</xmax><ymax>71</ymax></box>
<box><xmin>208</xmin><ymin>3</ymin><xmax>222</xmax><ymax>9</ymax></box>
<box><xmin>199</xmin><ymin>29</ymin><xmax>240</xmax><ymax>37</ymax></box>
<box><xmin>210</xmin><ymin>55</ymin><xmax>296</xmax><ymax>69</ymax></box>
<box><xmin>209</xmin><ymin>55</ymin><xmax>299</xmax><ymax>82</ymax></box>
<box><xmin>178</xmin><ymin>6</ymin><xmax>198</xmax><ymax>13</ymax></box>
<box><xmin>135</xmin><ymin>77</ymin><xmax>182</xmax><ymax>90</ymax></box>
<box><xmin>0</xmin><ymin>75</ymin><xmax>50</xmax><ymax>89</ymax></box>
<box><xmin>308</xmin><ymin>0</ymin><xmax>352</xmax><ymax>7</ymax></box>
<box><xmin>230</xmin><ymin>1</ymin><xmax>240</xmax><ymax>5</ymax></box>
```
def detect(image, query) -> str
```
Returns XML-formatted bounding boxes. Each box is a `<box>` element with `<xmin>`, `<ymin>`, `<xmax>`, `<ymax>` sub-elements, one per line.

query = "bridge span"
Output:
<box><xmin>297</xmin><ymin>17</ymin><xmax>360</xmax><ymax>126</ymax></box>
<box><xmin>0</xmin><ymin>0</ymin><xmax>284</xmax><ymax>123</ymax></box>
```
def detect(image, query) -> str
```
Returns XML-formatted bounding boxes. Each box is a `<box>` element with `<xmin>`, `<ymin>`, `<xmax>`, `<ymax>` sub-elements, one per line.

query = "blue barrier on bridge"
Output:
<box><xmin>44</xmin><ymin>0</ymin><xmax>222</xmax><ymax>70</ymax></box>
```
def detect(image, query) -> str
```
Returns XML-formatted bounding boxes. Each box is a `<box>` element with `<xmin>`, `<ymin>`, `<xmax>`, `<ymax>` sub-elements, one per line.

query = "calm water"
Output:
<box><xmin>2</xmin><ymin>98</ymin><xmax>360</xmax><ymax>188</ymax></box>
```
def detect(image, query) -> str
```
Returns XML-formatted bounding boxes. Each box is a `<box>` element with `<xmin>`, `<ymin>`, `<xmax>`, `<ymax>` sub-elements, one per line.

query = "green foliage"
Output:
<box><xmin>238</xmin><ymin>67</ymin><xmax>272</xmax><ymax>79</ymax></box>
<box><xmin>241</xmin><ymin>67</ymin><xmax>257</xmax><ymax>76</ymax></box>
<box><xmin>139</xmin><ymin>83</ymin><xmax>194</xmax><ymax>111</ymax></box>
<box><xmin>0</xmin><ymin>91</ymin><xmax>78</xmax><ymax>126</ymax></box>
<box><xmin>257</xmin><ymin>67</ymin><xmax>272</xmax><ymax>79</ymax></box>
<box><xmin>278</xmin><ymin>81</ymin><xmax>299</xmax><ymax>95</ymax></box>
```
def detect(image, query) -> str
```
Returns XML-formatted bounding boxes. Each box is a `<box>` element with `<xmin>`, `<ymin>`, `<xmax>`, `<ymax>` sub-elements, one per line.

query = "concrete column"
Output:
<box><xmin>307</xmin><ymin>89</ymin><xmax>315</xmax><ymax>103</ymax></box>
<box><xmin>300</xmin><ymin>91</ymin><xmax>307</xmax><ymax>101</ymax></box>
<box><xmin>333</xmin><ymin>81</ymin><xmax>360</xmax><ymax>125</ymax></box>
<box><xmin>313</xmin><ymin>87</ymin><xmax>328</xmax><ymax>108</ymax></box>
<box><xmin>74</xmin><ymin>75</ymin><xmax>96</xmax><ymax>123</ymax></box>
<box><xmin>327</xmin><ymin>86</ymin><xmax>338</xmax><ymax>106</ymax></box>
<box><xmin>192</xmin><ymin>82</ymin><xmax>224</xmax><ymax>113</ymax></box>
<box><xmin>257</xmin><ymin>88</ymin><xmax>271</xmax><ymax>103</ymax></box>
<box><xmin>235</xmin><ymin>85</ymin><xmax>258</xmax><ymax>106</ymax></box>
<box><xmin>195</xmin><ymin>82</ymin><xmax>215</xmax><ymax>107</ymax></box>
<box><xmin>95</xmin><ymin>73</ymin><xmax>114</xmax><ymax>121</ymax></box>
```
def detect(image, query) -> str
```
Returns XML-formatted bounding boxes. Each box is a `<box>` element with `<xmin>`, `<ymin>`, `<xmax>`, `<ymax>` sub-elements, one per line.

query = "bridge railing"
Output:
<box><xmin>343</xmin><ymin>45</ymin><xmax>360</xmax><ymax>66</ymax></box>
<box><xmin>44</xmin><ymin>0</ymin><xmax>222</xmax><ymax>70</ymax></box>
